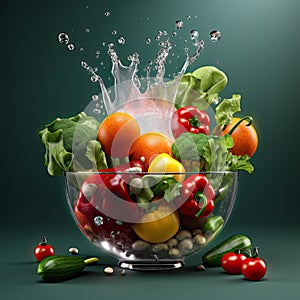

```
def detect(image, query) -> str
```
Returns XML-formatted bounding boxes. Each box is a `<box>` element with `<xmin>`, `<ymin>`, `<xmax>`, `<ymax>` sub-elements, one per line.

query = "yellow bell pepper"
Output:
<box><xmin>148</xmin><ymin>153</ymin><xmax>186</xmax><ymax>182</ymax></box>
<box><xmin>132</xmin><ymin>202</ymin><xmax>180</xmax><ymax>243</ymax></box>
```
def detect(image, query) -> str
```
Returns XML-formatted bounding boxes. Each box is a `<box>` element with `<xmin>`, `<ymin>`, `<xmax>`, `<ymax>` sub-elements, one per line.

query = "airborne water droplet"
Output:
<box><xmin>92</xmin><ymin>95</ymin><xmax>99</xmax><ymax>101</ymax></box>
<box><xmin>85</xmin><ymin>28</ymin><xmax>90</xmax><ymax>33</ymax></box>
<box><xmin>94</xmin><ymin>216</ymin><xmax>103</xmax><ymax>226</ymax></box>
<box><xmin>112</xmin><ymin>30</ymin><xmax>117</xmax><ymax>35</ymax></box>
<box><xmin>81</xmin><ymin>61</ymin><xmax>88</xmax><ymax>68</ymax></box>
<box><xmin>104</xmin><ymin>11</ymin><xmax>110</xmax><ymax>17</ymax></box>
<box><xmin>210</xmin><ymin>30</ymin><xmax>221</xmax><ymax>42</ymax></box>
<box><xmin>175</xmin><ymin>20</ymin><xmax>183</xmax><ymax>29</ymax></box>
<box><xmin>118</xmin><ymin>37</ymin><xmax>125</xmax><ymax>44</ymax></box>
<box><xmin>146</xmin><ymin>38</ymin><xmax>151</xmax><ymax>44</ymax></box>
<box><xmin>67</xmin><ymin>43</ymin><xmax>75</xmax><ymax>51</ymax></box>
<box><xmin>90</xmin><ymin>74</ymin><xmax>98</xmax><ymax>82</ymax></box>
<box><xmin>58</xmin><ymin>33</ymin><xmax>69</xmax><ymax>44</ymax></box>
<box><xmin>186</xmin><ymin>15</ymin><xmax>191</xmax><ymax>20</ymax></box>
<box><xmin>190</xmin><ymin>30</ymin><xmax>199</xmax><ymax>40</ymax></box>
<box><xmin>172</xmin><ymin>32</ymin><xmax>177</xmax><ymax>37</ymax></box>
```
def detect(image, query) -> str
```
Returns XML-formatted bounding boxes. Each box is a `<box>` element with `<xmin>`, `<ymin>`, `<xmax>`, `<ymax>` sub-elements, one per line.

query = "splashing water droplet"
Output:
<box><xmin>146</xmin><ymin>38</ymin><xmax>151</xmax><ymax>44</ymax></box>
<box><xmin>80</xmin><ymin>47</ymin><xmax>84</xmax><ymax>52</ymax></box>
<box><xmin>81</xmin><ymin>61</ymin><xmax>88</xmax><ymax>68</ymax></box>
<box><xmin>67</xmin><ymin>43</ymin><xmax>75</xmax><ymax>51</ymax></box>
<box><xmin>96</xmin><ymin>50</ymin><xmax>100</xmax><ymax>55</ymax></box>
<box><xmin>94</xmin><ymin>216</ymin><xmax>103</xmax><ymax>226</ymax></box>
<box><xmin>104</xmin><ymin>11</ymin><xmax>110</xmax><ymax>17</ymax></box>
<box><xmin>92</xmin><ymin>95</ymin><xmax>99</xmax><ymax>101</ymax></box>
<box><xmin>172</xmin><ymin>32</ymin><xmax>177</xmax><ymax>37</ymax></box>
<box><xmin>102</xmin><ymin>42</ymin><xmax>106</xmax><ymax>47</ymax></box>
<box><xmin>155</xmin><ymin>35</ymin><xmax>160</xmax><ymax>41</ymax></box>
<box><xmin>210</xmin><ymin>30</ymin><xmax>221</xmax><ymax>42</ymax></box>
<box><xmin>162</xmin><ymin>30</ymin><xmax>168</xmax><ymax>36</ymax></box>
<box><xmin>186</xmin><ymin>15</ymin><xmax>191</xmax><ymax>20</ymax></box>
<box><xmin>85</xmin><ymin>28</ymin><xmax>90</xmax><ymax>33</ymax></box>
<box><xmin>58</xmin><ymin>33</ymin><xmax>69</xmax><ymax>44</ymax></box>
<box><xmin>112</xmin><ymin>30</ymin><xmax>117</xmax><ymax>35</ymax></box>
<box><xmin>118</xmin><ymin>37</ymin><xmax>125</xmax><ymax>44</ymax></box>
<box><xmin>190</xmin><ymin>30</ymin><xmax>199</xmax><ymax>40</ymax></box>
<box><xmin>90</xmin><ymin>74</ymin><xmax>98</xmax><ymax>82</ymax></box>
<box><xmin>175</xmin><ymin>20</ymin><xmax>183</xmax><ymax>29</ymax></box>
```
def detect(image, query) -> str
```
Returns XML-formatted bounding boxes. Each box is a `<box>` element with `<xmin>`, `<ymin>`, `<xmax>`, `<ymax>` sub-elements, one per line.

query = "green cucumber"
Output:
<box><xmin>202</xmin><ymin>215</ymin><xmax>224</xmax><ymax>235</ymax></box>
<box><xmin>37</xmin><ymin>255</ymin><xmax>99</xmax><ymax>282</ymax></box>
<box><xmin>202</xmin><ymin>234</ymin><xmax>252</xmax><ymax>267</ymax></box>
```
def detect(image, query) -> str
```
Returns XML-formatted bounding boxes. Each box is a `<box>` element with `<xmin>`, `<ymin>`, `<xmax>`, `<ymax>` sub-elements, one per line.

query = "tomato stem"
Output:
<box><xmin>252</xmin><ymin>246</ymin><xmax>259</xmax><ymax>258</ymax></box>
<box><xmin>39</xmin><ymin>235</ymin><xmax>48</xmax><ymax>246</ymax></box>
<box><xmin>227</xmin><ymin>116</ymin><xmax>253</xmax><ymax>135</ymax></box>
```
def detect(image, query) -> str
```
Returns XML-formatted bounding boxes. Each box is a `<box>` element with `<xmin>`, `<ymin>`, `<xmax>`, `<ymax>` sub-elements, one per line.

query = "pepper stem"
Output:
<box><xmin>195</xmin><ymin>193</ymin><xmax>207</xmax><ymax>218</ymax></box>
<box><xmin>227</xmin><ymin>116</ymin><xmax>253</xmax><ymax>135</ymax></box>
<box><xmin>189</xmin><ymin>115</ymin><xmax>201</xmax><ymax>128</ymax></box>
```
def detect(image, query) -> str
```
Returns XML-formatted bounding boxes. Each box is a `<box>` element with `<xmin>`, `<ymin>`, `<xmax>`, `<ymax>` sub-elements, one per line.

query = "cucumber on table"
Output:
<box><xmin>202</xmin><ymin>234</ymin><xmax>252</xmax><ymax>267</ymax></box>
<box><xmin>37</xmin><ymin>255</ymin><xmax>99</xmax><ymax>282</ymax></box>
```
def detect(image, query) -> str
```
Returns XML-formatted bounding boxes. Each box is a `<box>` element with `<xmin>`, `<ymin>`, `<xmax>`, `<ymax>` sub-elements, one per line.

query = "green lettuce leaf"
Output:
<box><xmin>172</xmin><ymin>132</ymin><xmax>253</xmax><ymax>173</ymax></box>
<box><xmin>139</xmin><ymin>175</ymin><xmax>182</xmax><ymax>202</ymax></box>
<box><xmin>215</xmin><ymin>94</ymin><xmax>241</xmax><ymax>126</ymax></box>
<box><xmin>39</xmin><ymin>112</ymin><xmax>107</xmax><ymax>176</ymax></box>
<box><xmin>226</xmin><ymin>152</ymin><xmax>254</xmax><ymax>174</ymax></box>
<box><xmin>175</xmin><ymin>66</ymin><xmax>228</xmax><ymax>109</ymax></box>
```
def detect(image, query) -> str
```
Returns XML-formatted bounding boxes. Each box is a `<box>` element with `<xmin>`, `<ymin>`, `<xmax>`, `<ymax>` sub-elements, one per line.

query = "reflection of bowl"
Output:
<box><xmin>65</xmin><ymin>171</ymin><xmax>238</xmax><ymax>270</ymax></box>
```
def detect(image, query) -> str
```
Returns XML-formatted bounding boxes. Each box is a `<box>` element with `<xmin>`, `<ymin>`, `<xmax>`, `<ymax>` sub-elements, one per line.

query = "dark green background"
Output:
<box><xmin>1</xmin><ymin>0</ymin><xmax>300</xmax><ymax>299</ymax></box>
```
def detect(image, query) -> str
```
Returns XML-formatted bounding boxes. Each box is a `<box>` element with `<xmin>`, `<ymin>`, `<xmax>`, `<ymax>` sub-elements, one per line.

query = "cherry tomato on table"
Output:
<box><xmin>241</xmin><ymin>256</ymin><xmax>267</xmax><ymax>281</ymax></box>
<box><xmin>34</xmin><ymin>236</ymin><xmax>55</xmax><ymax>261</ymax></box>
<box><xmin>221</xmin><ymin>252</ymin><xmax>247</xmax><ymax>274</ymax></box>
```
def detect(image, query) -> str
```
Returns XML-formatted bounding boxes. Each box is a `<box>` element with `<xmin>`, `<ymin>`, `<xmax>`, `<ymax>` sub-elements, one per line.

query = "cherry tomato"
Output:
<box><xmin>34</xmin><ymin>236</ymin><xmax>55</xmax><ymax>261</ymax></box>
<box><xmin>241</xmin><ymin>257</ymin><xmax>267</xmax><ymax>281</ymax></box>
<box><xmin>221</xmin><ymin>252</ymin><xmax>247</xmax><ymax>274</ymax></box>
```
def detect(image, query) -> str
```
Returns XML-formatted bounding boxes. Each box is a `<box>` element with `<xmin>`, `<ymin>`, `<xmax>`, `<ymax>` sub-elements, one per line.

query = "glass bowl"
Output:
<box><xmin>65</xmin><ymin>171</ymin><xmax>238</xmax><ymax>270</ymax></box>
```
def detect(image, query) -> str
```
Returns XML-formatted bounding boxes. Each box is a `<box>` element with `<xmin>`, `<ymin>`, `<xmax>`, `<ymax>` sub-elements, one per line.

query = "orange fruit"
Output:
<box><xmin>129</xmin><ymin>132</ymin><xmax>173</xmax><ymax>169</ymax></box>
<box><xmin>223</xmin><ymin>117</ymin><xmax>258</xmax><ymax>157</ymax></box>
<box><xmin>97</xmin><ymin>112</ymin><xmax>140</xmax><ymax>158</ymax></box>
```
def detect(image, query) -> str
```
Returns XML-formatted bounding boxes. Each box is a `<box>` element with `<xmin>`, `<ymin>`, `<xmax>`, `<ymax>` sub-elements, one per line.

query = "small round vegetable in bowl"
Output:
<box><xmin>65</xmin><ymin>170</ymin><xmax>238</xmax><ymax>271</ymax></box>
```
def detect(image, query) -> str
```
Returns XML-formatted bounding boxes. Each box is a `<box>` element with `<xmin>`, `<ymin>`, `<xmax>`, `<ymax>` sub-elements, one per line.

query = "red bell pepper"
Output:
<box><xmin>74</xmin><ymin>168</ymin><xmax>143</xmax><ymax>247</ymax></box>
<box><xmin>77</xmin><ymin>170</ymin><xmax>142</xmax><ymax>223</ymax></box>
<box><xmin>171</xmin><ymin>106</ymin><xmax>210</xmax><ymax>138</ymax></box>
<box><xmin>175</xmin><ymin>174</ymin><xmax>215</xmax><ymax>219</ymax></box>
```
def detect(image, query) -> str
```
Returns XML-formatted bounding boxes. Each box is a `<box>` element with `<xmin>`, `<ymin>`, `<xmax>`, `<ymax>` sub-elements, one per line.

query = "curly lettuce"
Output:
<box><xmin>172</xmin><ymin>132</ymin><xmax>254</xmax><ymax>174</ymax></box>
<box><xmin>175</xmin><ymin>66</ymin><xmax>242</xmax><ymax>127</ymax></box>
<box><xmin>39</xmin><ymin>112</ymin><xmax>107</xmax><ymax>176</ymax></box>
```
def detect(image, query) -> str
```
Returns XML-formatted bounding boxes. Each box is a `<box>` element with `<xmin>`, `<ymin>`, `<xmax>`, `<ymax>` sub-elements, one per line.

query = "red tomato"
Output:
<box><xmin>34</xmin><ymin>236</ymin><xmax>55</xmax><ymax>261</ymax></box>
<box><xmin>221</xmin><ymin>252</ymin><xmax>247</xmax><ymax>274</ymax></box>
<box><xmin>241</xmin><ymin>258</ymin><xmax>267</xmax><ymax>281</ymax></box>
<box><xmin>97</xmin><ymin>112</ymin><xmax>140</xmax><ymax>158</ymax></box>
<box><xmin>222</xmin><ymin>117</ymin><xmax>258</xmax><ymax>157</ymax></box>
<box><xmin>129</xmin><ymin>132</ymin><xmax>173</xmax><ymax>169</ymax></box>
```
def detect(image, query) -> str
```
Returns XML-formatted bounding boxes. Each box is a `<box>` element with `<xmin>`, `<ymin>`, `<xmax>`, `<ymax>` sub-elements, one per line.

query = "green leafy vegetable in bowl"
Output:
<box><xmin>39</xmin><ymin>111</ymin><xmax>107</xmax><ymax>176</ymax></box>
